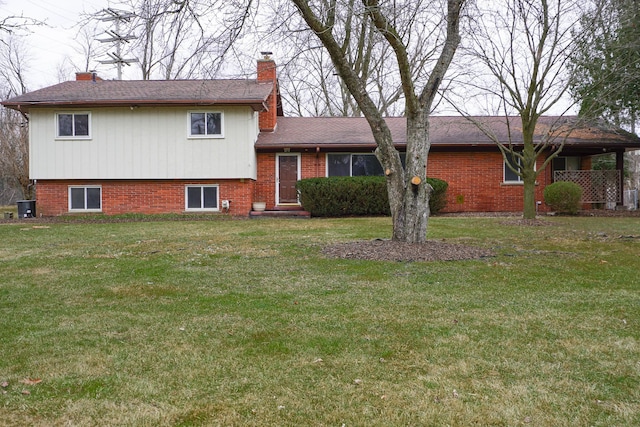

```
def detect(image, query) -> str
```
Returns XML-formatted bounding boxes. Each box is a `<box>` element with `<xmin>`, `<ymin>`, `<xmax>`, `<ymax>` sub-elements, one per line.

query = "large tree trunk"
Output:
<box><xmin>521</xmin><ymin>123</ymin><xmax>538</xmax><ymax>219</ymax></box>
<box><xmin>375</xmin><ymin>113</ymin><xmax>432</xmax><ymax>242</ymax></box>
<box><xmin>291</xmin><ymin>0</ymin><xmax>464</xmax><ymax>243</ymax></box>
<box><xmin>522</xmin><ymin>175</ymin><xmax>537</xmax><ymax>219</ymax></box>
<box><xmin>398</xmin><ymin>112</ymin><xmax>431</xmax><ymax>242</ymax></box>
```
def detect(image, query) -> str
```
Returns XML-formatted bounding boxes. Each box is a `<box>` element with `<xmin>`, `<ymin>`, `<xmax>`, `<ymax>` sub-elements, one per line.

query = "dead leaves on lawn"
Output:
<box><xmin>1</xmin><ymin>378</ymin><xmax>43</xmax><ymax>396</ymax></box>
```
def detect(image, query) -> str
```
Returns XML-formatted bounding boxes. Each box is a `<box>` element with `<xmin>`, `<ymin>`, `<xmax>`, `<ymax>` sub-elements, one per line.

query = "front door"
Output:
<box><xmin>277</xmin><ymin>154</ymin><xmax>299</xmax><ymax>204</ymax></box>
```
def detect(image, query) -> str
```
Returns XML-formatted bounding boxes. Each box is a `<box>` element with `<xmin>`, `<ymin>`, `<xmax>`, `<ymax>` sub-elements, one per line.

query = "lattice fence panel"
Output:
<box><xmin>554</xmin><ymin>170</ymin><xmax>621</xmax><ymax>204</ymax></box>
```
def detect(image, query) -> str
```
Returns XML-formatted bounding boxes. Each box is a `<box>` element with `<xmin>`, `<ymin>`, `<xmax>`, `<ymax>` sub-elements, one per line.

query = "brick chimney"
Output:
<box><xmin>75</xmin><ymin>71</ymin><xmax>102</xmax><ymax>82</ymax></box>
<box><xmin>257</xmin><ymin>52</ymin><xmax>277</xmax><ymax>132</ymax></box>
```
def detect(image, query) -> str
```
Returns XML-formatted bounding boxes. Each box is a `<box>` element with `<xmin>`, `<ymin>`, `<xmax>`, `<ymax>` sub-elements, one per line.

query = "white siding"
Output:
<box><xmin>29</xmin><ymin>106</ymin><xmax>259</xmax><ymax>180</ymax></box>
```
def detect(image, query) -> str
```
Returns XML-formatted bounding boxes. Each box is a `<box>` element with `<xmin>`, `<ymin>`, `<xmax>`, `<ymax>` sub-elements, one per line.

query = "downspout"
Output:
<box><xmin>27</xmin><ymin>180</ymin><xmax>36</xmax><ymax>201</ymax></box>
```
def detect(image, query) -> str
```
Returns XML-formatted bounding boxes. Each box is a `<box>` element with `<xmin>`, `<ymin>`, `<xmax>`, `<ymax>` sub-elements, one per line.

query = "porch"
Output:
<box><xmin>554</xmin><ymin>170</ymin><xmax>637</xmax><ymax>209</ymax></box>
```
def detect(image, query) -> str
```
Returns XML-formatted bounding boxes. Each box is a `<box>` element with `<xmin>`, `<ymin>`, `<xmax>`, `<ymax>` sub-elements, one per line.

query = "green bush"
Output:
<box><xmin>543</xmin><ymin>181</ymin><xmax>583</xmax><ymax>214</ymax></box>
<box><xmin>297</xmin><ymin>176</ymin><xmax>448</xmax><ymax>217</ymax></box>
<box><xmin>428</xmin><ymin>177</ymin><xmax>449</xmax><ymax>214</ymax></box>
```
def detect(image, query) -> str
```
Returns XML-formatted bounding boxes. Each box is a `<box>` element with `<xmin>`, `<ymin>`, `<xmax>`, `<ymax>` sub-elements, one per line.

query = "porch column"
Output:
<box><xmin>616</xmin><ymin>150</ymin><xmax>624</xmax><ymax>207</ymax></box>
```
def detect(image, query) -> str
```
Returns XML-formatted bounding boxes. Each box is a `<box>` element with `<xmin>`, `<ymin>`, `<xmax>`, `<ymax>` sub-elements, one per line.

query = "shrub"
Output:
<box><xmin>296</xmin><ymin>176</ymin><xmax>388</xmax><ymax>217</ymax></box>
<box><xmin>427</xmin><ymin>177</ymin><xmax>448</xmax><ymax>214</ymax></box>
<box><xmin>543</xmin><ymin>181</ymin><xmax>583</xmax><ymax>214</ymax></box>
<box><xmin>297</xmin><ymin>176</ymin><xmax>448</xmax><ymax>217</ymax></box>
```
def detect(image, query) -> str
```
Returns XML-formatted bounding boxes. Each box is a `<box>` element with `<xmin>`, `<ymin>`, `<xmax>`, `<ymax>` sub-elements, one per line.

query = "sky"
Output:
<box><xmin>0</xmin><ymin>0</ymin><xmax>130</xmax><ymax>89</ymax></box>
<box><xmin>0</xmin><ymin>0</ymin><xmax>581</xmax><ymax>117</ymax></box>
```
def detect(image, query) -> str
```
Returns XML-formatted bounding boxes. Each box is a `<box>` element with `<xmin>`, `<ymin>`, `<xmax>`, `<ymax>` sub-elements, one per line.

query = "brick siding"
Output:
<box><xmin>35</xmin><ymin>151</ymin><xmax>561</xmax><ymax>216</ymax></box>
<box><xmin>428</xmin><ymin>151</ymin><xmax>551</xmax><ymax>213</ymax></box>
<box><xmin>255</xmin><ymin>152</ymin><xmax>326</xmax><ymax>209</ymax></box>
<box><xmin>35</xmin><ymin>179</ymin><xmax>255</xmax><ymax>216</ymax></box>
<box><xmin>257</xmin><ymin>59</ymin><xmax>277</xmax><ymax>132</ymax></box>
<box><xmin>257</xmin><ymin>149</ymin><xmax>553</xmax><ymax>213</ymax></box>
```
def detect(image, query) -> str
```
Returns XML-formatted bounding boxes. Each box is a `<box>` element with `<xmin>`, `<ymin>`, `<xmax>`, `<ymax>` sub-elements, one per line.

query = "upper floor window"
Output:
<box><xmin>189</xmin><ymin>112</ymin><xmax>223</xmax><ymax>138</ymax></box>
<box><xmin>57</xmin><ymin>112</ymin><xmax>90</xmax><ymax>138</ymax></box>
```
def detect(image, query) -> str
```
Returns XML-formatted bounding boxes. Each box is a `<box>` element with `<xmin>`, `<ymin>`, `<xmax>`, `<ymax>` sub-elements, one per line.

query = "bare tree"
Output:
<box><xmin>0</xmin><ymin>105</ymin><xmax>29</xmax><ymax>202</ymax></box>
<box><xmin>261</xmin><ymin>0</ymin><xmax>455</xmax><ymax>119</ymax></box>
<box><xmin>0</xmin><ymin>14</ymin><xmax>42</xmax><ymax>35</ymax></box>
<box><xmin>0</xmin><ymin>36</ymin><xmax>31</xmax><ymax>202</ymax></box>
<box><xmin>99</xmin><ymin>0</ymin><xmax>256</xmax><ymax>80</ymax></box>
<box><xmin>53</xmin><ymin>24</ymin><xmax>107</xmax><ymax>83</ymax></box>
<box><xmin>454</xmin><ymin>0</ymin><xmax>585</xmax><ymax>219</ymax></box>
<box><xmin>0</xmin><ymin>36</ymin><xmax>29</xmax><ymax>95</ymax></box>
<box><xmin>265</xmin><ymin>1</ymin><xmax>405</xmax><ymax>117</ymax></box>
<box><xmin>0</xmin><ymin>6</ymin><xmax>45</xmax><ymax>204</ymax></box>
<box><xmin>291</xmin><ymin>0</ymin><xmax>466</xmax><ymax>242</ymax></box>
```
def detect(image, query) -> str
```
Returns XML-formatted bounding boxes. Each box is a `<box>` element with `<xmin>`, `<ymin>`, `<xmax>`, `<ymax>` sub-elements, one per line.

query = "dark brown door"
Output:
<box><xmin>278</xmin><ymin>155</ymin><xmax>299</xmax><ymax>204</ymax></box>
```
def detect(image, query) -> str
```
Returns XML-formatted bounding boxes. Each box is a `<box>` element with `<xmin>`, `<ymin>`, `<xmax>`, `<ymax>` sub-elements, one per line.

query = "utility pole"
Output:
<box><xmin>98</xmin><ymin>8</ymin><xmax>138</xmax><ymax>80</ymax></box>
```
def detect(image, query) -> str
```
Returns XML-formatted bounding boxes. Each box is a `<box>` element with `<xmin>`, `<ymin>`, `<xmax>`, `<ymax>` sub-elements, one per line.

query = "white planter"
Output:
<box><xmin>252</xmin><ymin>202</ymin><xmax>266</xmax><ymax>211</ymax></box>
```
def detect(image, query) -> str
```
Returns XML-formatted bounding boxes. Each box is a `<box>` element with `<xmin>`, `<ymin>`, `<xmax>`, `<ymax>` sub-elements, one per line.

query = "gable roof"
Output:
<box><xmin>256</xmin><ymin>116</ymin><xmax>640</xmax><ymax>152</ymax></box>
<box><xmin>2</xmin><ymin>79</ymin><xmax>273</xmax><ymax>112</ymax></box>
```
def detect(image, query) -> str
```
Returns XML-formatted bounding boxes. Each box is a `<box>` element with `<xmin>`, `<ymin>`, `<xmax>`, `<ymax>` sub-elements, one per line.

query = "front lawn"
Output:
<box><xmin>0</xmin><ymin>216</ymin><xmax>638</xmax><ymax>426</ymax></box>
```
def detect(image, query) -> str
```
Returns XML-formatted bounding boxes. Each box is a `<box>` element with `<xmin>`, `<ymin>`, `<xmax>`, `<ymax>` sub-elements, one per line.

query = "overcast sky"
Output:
<box><xmin>0</xmin><ymin>0</ymin><xmax>127</xmax><ymax>88</ymax></box>
<box><xmin>1</xmin><ymin>0</ymin><xmax>579</xmax><ymax>117</ymax></box>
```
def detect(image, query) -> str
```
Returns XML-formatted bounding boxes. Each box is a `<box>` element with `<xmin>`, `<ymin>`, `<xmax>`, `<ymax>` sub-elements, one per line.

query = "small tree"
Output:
<box><xmin>458</xmin><ymin>0</ymin><xmax>586</xmax><ymax>219</ymax></box>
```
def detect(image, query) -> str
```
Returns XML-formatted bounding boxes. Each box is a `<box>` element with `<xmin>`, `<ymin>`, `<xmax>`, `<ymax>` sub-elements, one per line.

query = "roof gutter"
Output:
<box><xmin>2</xmin><ymin>99</ymin><xmax>269</xmax><ymax>112</ymax></box>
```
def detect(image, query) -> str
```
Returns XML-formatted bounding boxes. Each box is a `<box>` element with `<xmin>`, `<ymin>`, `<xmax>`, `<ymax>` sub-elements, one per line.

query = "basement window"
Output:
<box><xmin>57</xmin><ymin>112</ymin><xmax>91</xmax><ymax>139</ymax></box>
<box><xmin>185</xmin><ymin>185</ymin><xmax>219</xmax><ymax>211</ymax></box>
<box><xmin>69</xmin><ymin>186</ymin><xmax>101</xmax><ymax>211</ymax></box>
<box><xmin>188</xmin><ymin>112</ymin><xmax>223</xmax><ymax>138</ymax></box>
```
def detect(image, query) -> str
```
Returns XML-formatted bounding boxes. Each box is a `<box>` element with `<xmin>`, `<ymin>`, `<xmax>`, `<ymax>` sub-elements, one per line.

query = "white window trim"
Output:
<box><xmin>503</xmin><ymin>152</ymin><xmax>537</xmax><ymax>184</ymax></box>
<box><xmin>187</xmin><ymin>111</ymin><xmax>224</xmax><ymax>139</ymax></box>
<box><xmin>56</xmin><ymin>112</ymin><xmax>92</xmax><ymax>140</ymax></box>
<box><xmin>503</xmin><ymin>152</ymin><xmax>524</xmax><ymax>184</ymax></box>
<box><xmin>185</xmin><ymin>185</ymin><xmax>220</xmax><ymax>211</ymax></box>
<box><xmin>68</xmin><ymin>186</ymin><xmax>102</xmax><ymax>212</ymax></box>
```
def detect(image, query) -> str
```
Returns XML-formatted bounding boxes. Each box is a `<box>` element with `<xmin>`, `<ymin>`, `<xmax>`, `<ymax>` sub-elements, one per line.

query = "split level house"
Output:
<box><xmin>3</xmin><ymin>56</ymin><xmax>640</xmax><ymax>217</ymax></box>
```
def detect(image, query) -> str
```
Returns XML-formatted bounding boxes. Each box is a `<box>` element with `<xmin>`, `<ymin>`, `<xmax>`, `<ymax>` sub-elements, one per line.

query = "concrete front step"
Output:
<box><xmin>249</xmin><ymin>209</ymin><xmax>311</xmax><ymax>218</ymax></box>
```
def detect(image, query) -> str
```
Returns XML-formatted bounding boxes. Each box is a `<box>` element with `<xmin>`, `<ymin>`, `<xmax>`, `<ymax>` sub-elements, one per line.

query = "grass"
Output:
<box><xmin>0</xmin><ymin>215</ymin><xmax>638</xmax><ymax>426</ymax></box>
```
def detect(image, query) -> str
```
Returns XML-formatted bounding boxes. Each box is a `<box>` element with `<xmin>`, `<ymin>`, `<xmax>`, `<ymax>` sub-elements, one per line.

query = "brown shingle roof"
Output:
<box><xmin>2</xmin><ymin>79</ymin><xmax>273</xmax><ymax>111</ymax></box>
<box><xmin>256</xmin><ymin>116</ymin><xmax>640</xmax><ymax>150</ymax></box>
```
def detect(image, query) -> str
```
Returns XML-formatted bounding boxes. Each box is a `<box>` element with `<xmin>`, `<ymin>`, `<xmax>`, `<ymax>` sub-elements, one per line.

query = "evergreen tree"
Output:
<box><xmin>569</xmin><ymin>0</ymin><xmax>640</xmax><ymax>132</ymax></box>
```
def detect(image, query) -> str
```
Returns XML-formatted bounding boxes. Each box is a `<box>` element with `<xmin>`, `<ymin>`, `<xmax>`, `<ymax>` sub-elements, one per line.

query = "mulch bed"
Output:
<box><xmin>322</xmin><ymin>209</ymin><xmax>640</xmax><ymax>262</ymax></box>
<box><xmin>322</xmin><ymin>239</ymin><xmax>495</xmax><ymax>262</ymax></box>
